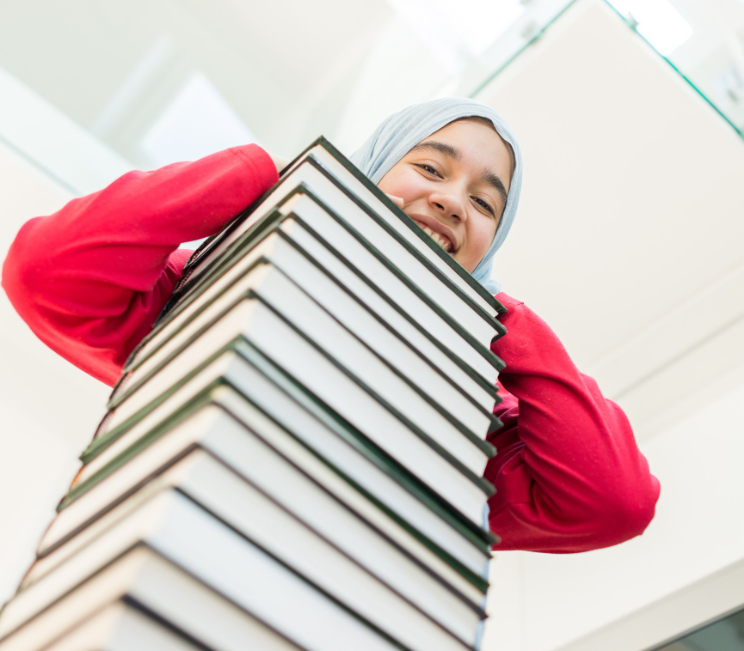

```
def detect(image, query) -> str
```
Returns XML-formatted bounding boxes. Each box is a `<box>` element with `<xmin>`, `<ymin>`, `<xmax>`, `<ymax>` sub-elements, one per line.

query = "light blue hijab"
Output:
<box><xmin>350</xmin><ymin>97</ymin><xmax>522</xmax><ymax>295</ymax></box>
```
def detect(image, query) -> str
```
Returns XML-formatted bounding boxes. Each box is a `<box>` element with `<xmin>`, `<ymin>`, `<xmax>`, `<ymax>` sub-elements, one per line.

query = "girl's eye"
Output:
<box><xmin>473</xmin><ymin>196</ymin><xmax>495</xmax><ymax>216</ymax></box>
<box><xmin>414</xmin><ymin>163</ymin><xmax>441</xmax><ymax>177</ymax></box>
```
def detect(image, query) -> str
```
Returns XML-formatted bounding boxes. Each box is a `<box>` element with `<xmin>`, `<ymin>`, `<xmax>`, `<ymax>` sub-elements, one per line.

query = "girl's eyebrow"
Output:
<box><xmin>411</xmin><ymin>140</ymin><xmax>509</xmax><ymax>206</ymax></box>
<box><xmin>483</xmin><ymin>171</ymin><xmax>509</xmax><ymax>207</ymax></box>
<box><xmin>409</xmin><ymin>140</ymin><xmax>461</xmax><ymax>160</ymax></box>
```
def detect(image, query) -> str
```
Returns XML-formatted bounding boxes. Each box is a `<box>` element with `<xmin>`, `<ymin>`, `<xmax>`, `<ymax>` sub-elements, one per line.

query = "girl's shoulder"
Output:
<box><xmin>494</xmin><ymin>292</ymin><xmax>524</xmax><ymax>313</ymax></box>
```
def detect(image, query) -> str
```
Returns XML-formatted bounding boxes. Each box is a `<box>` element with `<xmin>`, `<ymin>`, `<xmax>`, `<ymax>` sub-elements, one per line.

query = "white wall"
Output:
<box><xmin>0</xmin><ymin>68</ymin><xmax>130</xmax><ymax>604</ymax></box>
<box><xmin>0</xmin><ymin>67</ymin><xmax>131</xmax><ymax>195</ymax></box>
<box><xmin>476</xmin><ymin>0</ymin><xmax>744</xmax><ymax>440</ymax></box>
<box><xmin>477</xmin><ymin>1</ymin><xmax>744</xmax><ymax>648</ymax></box>
<box><xmin>0</xmin><ymin>140</ymin><xmax>113</xmax><ymax>605</ymax></box>
<box><xmin>483</xmin><ymin>364</ymin><xmax>744</xmax><ymax>651</ymax></box>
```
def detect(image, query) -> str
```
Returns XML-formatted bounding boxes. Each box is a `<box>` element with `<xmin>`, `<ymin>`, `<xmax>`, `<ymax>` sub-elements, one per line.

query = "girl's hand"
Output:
<box><xmin>386</xmin><ymin>194</ymin><xmax>404</xmax><ymax>208</ymax></box>
<box><xmin>268</xmin><ymin>153</ymin><xmax>290</xmax><ymax>175</ymax></box>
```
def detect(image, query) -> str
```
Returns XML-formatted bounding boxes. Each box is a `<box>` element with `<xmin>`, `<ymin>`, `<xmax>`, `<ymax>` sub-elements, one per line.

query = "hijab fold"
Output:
<box><xmin>350</xmin><ymin>98</ymin><xmax>522</xmax><ymax>295</ymax></box>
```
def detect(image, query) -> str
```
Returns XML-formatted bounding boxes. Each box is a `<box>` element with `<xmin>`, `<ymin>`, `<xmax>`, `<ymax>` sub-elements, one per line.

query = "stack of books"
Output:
<box><xmin>0</xmin><ymin>138</ymin><xmax>507</xmax><ymax>651</ymax></box>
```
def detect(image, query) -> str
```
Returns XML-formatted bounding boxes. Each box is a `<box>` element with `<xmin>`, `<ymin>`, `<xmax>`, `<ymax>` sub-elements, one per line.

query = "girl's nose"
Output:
<box><xmin>429</xmin><ymin>188</ymin><xmax>467</xmax><ymax>222</ymax></box>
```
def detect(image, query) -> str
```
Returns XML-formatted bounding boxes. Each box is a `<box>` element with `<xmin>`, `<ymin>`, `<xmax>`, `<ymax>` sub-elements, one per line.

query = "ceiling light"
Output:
<box><xmin>608</xmin><ymin>0</ymin><xmax>693</xmax><ymax>56</ymax></box>
<box><xmin>386</xmin><ymin>0</ymin><xmax>525</xmax><ymax>60</ymax></box>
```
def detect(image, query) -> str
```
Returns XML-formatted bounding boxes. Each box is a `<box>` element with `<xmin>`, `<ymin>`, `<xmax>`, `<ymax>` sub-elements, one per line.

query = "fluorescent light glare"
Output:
<box><xmin>431</xmin><ymin>0</ymin><xmax>525</xmax><ymax>55</ymax></box>
<box><xmin>608</xmin><ymin>0</ymin><xmax>693</xmax><ymax>56</ymax></box>
<box><xmin>385</xmin><ymin>0</ymin><xmax>525</xmax><ymax>60</ymax></box>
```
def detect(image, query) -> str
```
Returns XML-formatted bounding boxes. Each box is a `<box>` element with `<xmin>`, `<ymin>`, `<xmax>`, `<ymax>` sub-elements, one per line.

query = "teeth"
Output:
<box><xmin>421</xmin><ymin>225</ymin><xmax>451</xmax><ymax>252</ymax></box>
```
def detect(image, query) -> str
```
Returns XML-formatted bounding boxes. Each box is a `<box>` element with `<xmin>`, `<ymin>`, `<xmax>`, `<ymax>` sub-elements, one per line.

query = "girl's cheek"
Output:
<box><xmin>378</xmin><ymin>169</ymin><xmax>409</xmax><ymax>199</ymax></box>
<box><xmin>399</xmin><ymin>172</ymin><xmax>430</xmax><ymax>198</ymax></box>
<box><xmin>379</xmin><ymin>167</ymin><xmax>430</xmax><ymax>204</ymax></box>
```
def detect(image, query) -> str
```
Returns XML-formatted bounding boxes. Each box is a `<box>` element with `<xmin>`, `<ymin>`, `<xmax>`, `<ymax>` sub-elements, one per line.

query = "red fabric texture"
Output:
<box><xmin>2</xmin><ymin>143</ymin><xmax>659</xmax><ymax>553</ymax></box>
<box><xmin>487</xmin><ymin>295</ymin><xmax>659</xmax><ymax>552</ymax></box>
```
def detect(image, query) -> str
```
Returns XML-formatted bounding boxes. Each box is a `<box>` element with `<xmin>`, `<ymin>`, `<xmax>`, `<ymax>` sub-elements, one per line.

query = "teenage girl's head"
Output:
<box><xmin>351</xmin><ymin>98</ymin><xmax>522</xmax><ymax>294</ymax></box>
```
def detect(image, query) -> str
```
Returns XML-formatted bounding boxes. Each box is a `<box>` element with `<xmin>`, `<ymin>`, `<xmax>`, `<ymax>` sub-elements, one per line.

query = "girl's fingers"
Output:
<box><xmin>385</xmin><ymin>194</ymin><xmax>405</xmax><ymax>208</ymax></box>
<box><xmin>268</xmin><ymin>153</ymin><xmax>290</xmax><ymax>174</ymax></box>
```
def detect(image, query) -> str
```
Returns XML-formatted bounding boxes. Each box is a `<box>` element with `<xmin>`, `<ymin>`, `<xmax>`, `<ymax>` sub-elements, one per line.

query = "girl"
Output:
<box><xmin>1</xmin><ymin>97</ymin><xmax>660</xmax><ymax>553</ymax></box>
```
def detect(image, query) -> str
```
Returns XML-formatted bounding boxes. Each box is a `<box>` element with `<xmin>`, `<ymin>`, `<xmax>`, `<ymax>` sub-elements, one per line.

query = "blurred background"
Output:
<box><xmin>2</xmin><ymin>0</ymin><xmax>744</xmax><ymax>649</ymax></box>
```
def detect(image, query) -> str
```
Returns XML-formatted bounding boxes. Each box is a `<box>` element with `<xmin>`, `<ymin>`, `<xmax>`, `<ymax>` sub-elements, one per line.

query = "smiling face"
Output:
<box><xmin>377</xmin><ymin>118</ymin><xmax>514</xmax><ymax>273</ymax></box>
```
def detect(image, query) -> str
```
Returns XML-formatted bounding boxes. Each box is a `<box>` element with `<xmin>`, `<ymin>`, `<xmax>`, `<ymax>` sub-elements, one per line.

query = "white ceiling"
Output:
<box><xmin>3</xmin><ymin>0</ymin><xmax>744</xmax><ymax>170</ymax></box>
<box><xmin>0</xmin><ymin>0</ymin><xmax>397</xmax><ymax>162</ymax></box>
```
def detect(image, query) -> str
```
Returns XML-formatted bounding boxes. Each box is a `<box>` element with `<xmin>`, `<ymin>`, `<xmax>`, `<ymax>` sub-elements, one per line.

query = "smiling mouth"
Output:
<box><xmin>414</xmin><ymin>222</ymin><xmax>454</xmax><ymax>253</ymax></box>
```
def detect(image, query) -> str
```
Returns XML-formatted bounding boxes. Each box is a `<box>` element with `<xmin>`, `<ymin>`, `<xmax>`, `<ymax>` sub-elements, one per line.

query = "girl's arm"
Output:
<box><xmin>1</xmin><ymin>145</ymin><xmax>279</xmax><ymax>386</ymax></box>
<box><xmin>3</xmin><ymin>150</ymin><xmax>659</xmax><ymax>553</ymax></box>
<box><xmin>486</xmin><ymin>293</ymin><xmax>660</xmax><ymax>553</ymax></box>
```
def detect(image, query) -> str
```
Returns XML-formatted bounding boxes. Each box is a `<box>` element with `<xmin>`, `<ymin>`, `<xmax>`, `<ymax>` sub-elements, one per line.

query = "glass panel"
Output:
<box><xmin>468</xmin><ymin>0</ymin><xmax>744</xmax><ymax>141</ymax></box>
<box><xmin>602</xmin><ymin>0</ymin><xmax>744</xmax><ymax>139</ymax></box>
<box><xmin>654</xmin><ymin>605</ymin><xmax>744</xmax><ymax>650</ymax></box>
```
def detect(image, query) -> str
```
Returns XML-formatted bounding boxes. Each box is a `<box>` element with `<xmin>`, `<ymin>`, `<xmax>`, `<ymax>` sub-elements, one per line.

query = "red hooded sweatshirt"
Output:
<box><xmin>1</xmin><ymin>143</ymin><xmax>660</xmax><ymax>553</ymax></box>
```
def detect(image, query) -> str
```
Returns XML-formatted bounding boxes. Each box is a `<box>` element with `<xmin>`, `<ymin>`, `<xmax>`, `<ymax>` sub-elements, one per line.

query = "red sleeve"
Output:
<box><xmin>1</xmin><ymin>144</ymin><xmax>278</xmax><ymax>387</ymax></box>
<box><xmin>486</xmin><ymin>293</ymin><xmax>661</xmax><ymax>553</ymax></box>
